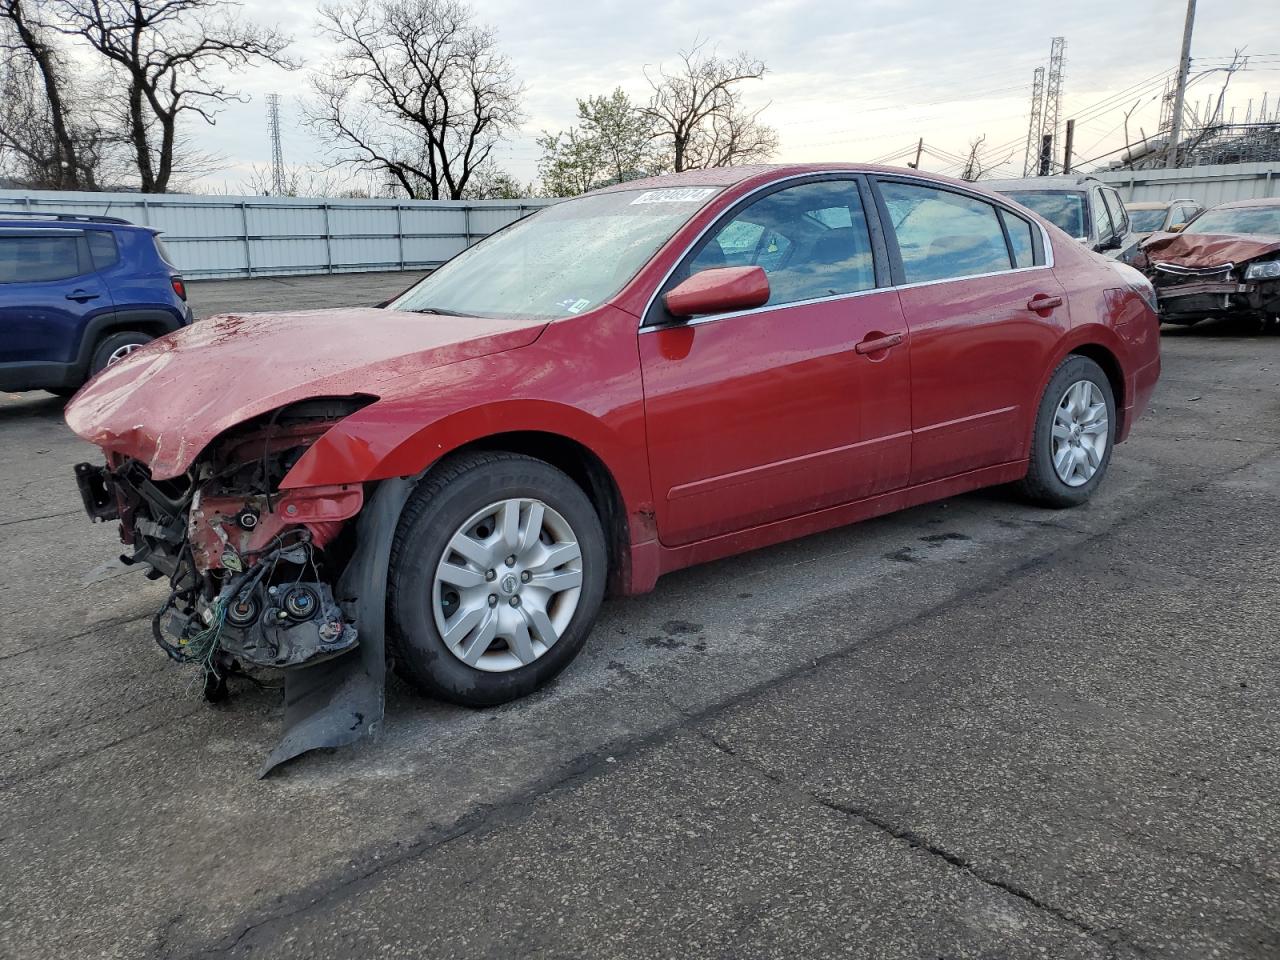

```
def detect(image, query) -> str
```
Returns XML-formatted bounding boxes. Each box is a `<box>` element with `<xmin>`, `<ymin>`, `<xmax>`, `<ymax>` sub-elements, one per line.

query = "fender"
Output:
<box><xmin>1036</xmin><ymin>322</ymin><xmax>1133</xmax><ymax>445</ymax></box>
<box><xmin>285</xmin><ymin>396</ymin><xmax>647</xmax><ymax>503</ymax></box>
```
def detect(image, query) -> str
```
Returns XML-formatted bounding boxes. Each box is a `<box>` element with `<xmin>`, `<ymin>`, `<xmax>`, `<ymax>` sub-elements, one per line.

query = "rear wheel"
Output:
<box><xmin>1018</xmin><ymin>355</ymin><xmax>1116</xmax><ymax>508</ymax></box>
<box><xmin>90</xmin><ymin>331</ymin><xmax>154</xmax><ymax>376</ymax></box>
<box><xmin>388</xmin><ymin>452</ymin><xmax>607</xmax><ymax>706</ymax></box>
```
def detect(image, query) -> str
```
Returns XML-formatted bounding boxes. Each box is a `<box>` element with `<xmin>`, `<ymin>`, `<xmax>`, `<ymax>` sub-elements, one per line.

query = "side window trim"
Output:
<box><xmin>869</xmin><ymin>175</ymin><xmax>1047</xmax><ymax>287</ymax></box>
<box><xmin>643</xmin><ymin>173</ymin><xmax>885</xmax><ymax>328</ymax></box>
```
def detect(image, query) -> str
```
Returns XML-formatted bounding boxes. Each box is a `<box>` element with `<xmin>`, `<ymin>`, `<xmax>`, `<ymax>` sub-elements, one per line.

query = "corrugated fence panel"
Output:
<box><xmin>1094</xmin><ymin>162</ymin><xmax>1280</xmax><ymax>205</ymax></box>
<box><xmin>0</xmin><ymin>190</ymin><xmax>555</xmax><ymax>279</ymax></box>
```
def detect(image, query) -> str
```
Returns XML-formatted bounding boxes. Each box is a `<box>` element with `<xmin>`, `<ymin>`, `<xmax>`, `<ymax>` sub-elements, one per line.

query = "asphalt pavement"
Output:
<box><xmin>1</xmin><ymin>276</ymin><xmax>1277</xmax><ymax>959</ymax></box>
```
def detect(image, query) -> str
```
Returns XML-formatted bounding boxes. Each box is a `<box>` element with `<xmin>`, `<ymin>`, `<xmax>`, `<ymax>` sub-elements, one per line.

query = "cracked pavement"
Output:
<box><xmin>1</xmin><ymin>277</ymin><xmax>1277</xmax><ymax>959</ymax></box>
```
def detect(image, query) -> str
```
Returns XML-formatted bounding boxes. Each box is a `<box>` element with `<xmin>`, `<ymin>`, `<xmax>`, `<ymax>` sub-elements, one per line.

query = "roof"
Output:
<box><xmin>587</xmin><ymin>162</ymin><xmax>997</xmax><ymax>197</ymax></box>
<box><xmin>1213</xmin><ymin>196</ymin><xmax>1280</xmax><ymax>210</ymax></box>
<box><xmin>982</xmin><ymin>175</ymin><xmax>1101</xmax><ymax>192</ymax></box>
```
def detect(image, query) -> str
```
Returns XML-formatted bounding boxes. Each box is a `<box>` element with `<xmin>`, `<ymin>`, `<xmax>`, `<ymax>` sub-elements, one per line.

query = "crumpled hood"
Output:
<box><xmin>1140</xmin><ymin>232</ymin><xmax>1280</xmax><ymax>269</ymax></box>
<box><xmin>65</xmin><ymin>307</ymin><xmax>547</xmax><ymax>479</ymax></box>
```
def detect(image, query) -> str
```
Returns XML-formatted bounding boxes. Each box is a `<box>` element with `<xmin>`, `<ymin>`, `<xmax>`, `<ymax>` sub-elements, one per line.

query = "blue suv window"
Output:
<box><xmin>87</xmin><ymin>230</ymin><xmax>121</xmax><ymax>269</ymax></box>
<box><xmin>0</xmin><ymin>235</ymin><xmax>85</xmax><ymax>283</ymax></box>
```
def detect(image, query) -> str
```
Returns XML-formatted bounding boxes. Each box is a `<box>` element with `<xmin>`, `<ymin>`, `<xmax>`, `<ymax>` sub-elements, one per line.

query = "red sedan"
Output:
<box><xmin>66</xmin><ymin>164</ymin><xmax>1161</xmax><ymax>772</ymax></box>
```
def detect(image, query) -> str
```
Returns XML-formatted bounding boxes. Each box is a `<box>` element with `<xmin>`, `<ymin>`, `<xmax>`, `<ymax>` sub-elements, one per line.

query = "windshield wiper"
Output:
<box><xmin>412</xmin><ymin>306</ymin><xmax>469</xmax><ymax>316</ymax></box>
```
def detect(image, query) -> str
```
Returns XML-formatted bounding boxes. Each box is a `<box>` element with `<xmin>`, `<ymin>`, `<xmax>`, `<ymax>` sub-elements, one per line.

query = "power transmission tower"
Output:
<box><xmin>1041</xmin><ymin>37</ymin><xmax>1067</xmax><ymax>175</ymax></box>
<box><xmin>1022</xmin><ymin>66</ymin><xmax>1045</xmax><ymax>176</ymax></box>
<box><xmin>266</xmin><ymin>93</ymin><xmax>286</xmax><ymax>196</ymax></box>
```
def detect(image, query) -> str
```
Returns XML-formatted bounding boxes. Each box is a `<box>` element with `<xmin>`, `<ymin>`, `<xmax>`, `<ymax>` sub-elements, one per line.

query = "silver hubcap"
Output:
<box><xmin>1052</xmin><ymin>380</ymin><xmax>1109</xmax><ymax>487</ymax></box>
<box><xmin>432</xmin><ymin>498</ymin><xmax>583</xmax><ymax>673</ymax></box>
<box><xmin>107</xmin><ymin>343</ymin><xmax>142</xmax><ymax>365</ymax></box>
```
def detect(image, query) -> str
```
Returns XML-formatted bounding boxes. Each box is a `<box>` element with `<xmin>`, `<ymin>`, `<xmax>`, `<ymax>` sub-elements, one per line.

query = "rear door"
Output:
<box><xmin>872</xmin><ymin>177</ymin><xmax>1067</xmax><ymax>485</ymax></box>
<box><xmin>0</xmin><ymin>228</ymin><xmax>112</xmax><ymax>366</ymax></box>
<box><xmin>640</xmin><ymin>176</ymin><xmax>912</xmax><ymax>546</ymax></box>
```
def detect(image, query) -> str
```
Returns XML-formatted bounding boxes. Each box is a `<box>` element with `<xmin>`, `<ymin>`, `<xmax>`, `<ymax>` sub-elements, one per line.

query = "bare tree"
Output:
<box><xmin>0</xmin><ymin>0</ymin><xmax>114</xmax><ymax>188</ymax></box>
<box><xmin>642</xmin><ymin>41</ymin><xmax>776</xmax><ymax>172</ymax></box>
<box><xmin>307</xmin><ymin>0</ymin><xmax>523</xmax><ymax>200</ymax></box>
<box><xmin>51</xmin><ymin>0</ymin><xmax>293</xmax><ymax>193</ymax></box>
<box><xmin>960</xmin><ymin>135</ymin><xmax>987</xmax><ymax>181</ymax></box>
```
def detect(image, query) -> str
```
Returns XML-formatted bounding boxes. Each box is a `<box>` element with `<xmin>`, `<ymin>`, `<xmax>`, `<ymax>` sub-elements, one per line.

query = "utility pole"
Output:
<box><xmin>1063</xmin><ymin>118</ymin><xmax>1075</xmax><ymax>174</ymax></box>
<box><xmin>909</xmin><ymin>137</ymin><xmax>923</xmax><ymax>169</ymax></box>
<box><xmin>1167</xmin><ymin>0</ymin><xmax>1196</xmax><ymax>168</ymax></box>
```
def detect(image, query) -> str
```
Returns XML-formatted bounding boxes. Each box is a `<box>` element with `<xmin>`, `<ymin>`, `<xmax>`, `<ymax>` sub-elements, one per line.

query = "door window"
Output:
<box><xmin>688</xmin><ymin>180</ymin><xmax>875</xmax><ymax>307</ymax></box>
<box><xmin>879</xmin><ymin>181</ymin><xmax>1013</xmax><ymax>283</ymax></box>
<box><xmin>999</xmin><ymin>209</ymin><xmax>1037</xmax><ymax>268</ymax></box>
<box><xmin>0</xmin><ymin>235</ymin><xmax>85</xmax><ymax>283</ymax></box>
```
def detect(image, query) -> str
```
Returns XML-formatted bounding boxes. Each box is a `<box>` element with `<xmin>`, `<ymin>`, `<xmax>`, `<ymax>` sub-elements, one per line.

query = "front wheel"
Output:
<box><xmin>388</xmin><ymin>452</ymin><xmax>607</xmax><ymax>707</ymax></box>
<box><xmin>1018</xmin><ymin>355</ymin><xmax>1116</xmax><ymax>508</ymax></box>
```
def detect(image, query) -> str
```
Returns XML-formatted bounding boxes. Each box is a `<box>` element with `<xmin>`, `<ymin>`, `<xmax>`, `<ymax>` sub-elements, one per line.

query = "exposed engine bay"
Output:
<box><xmin>74</xmin><ymin>396</ymin><xmax>396</xmax><ymax>773</ymax></box>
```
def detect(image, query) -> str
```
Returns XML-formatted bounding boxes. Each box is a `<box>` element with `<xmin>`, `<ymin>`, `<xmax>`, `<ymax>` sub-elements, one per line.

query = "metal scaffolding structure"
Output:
<box><xmin>266</xmin><ymin>94</ymin><xmax>286</xmax><ymax>196</ymax></box>
<box><xmin>1042</xmin><ymin>38</ymin><xmax>1067</xmax><ymax>174</ymax></box>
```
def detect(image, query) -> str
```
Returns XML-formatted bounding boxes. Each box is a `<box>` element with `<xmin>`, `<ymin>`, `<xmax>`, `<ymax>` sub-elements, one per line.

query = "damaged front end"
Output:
<box><xmin>1149</xmin><ymin>258</ymin><xmax>1280</xmax><ymax>325</ymax></box>
<box><xmin>74</xmin><ymin>396</ymin><xmax>409</xmax><ymax>776</ymax></box>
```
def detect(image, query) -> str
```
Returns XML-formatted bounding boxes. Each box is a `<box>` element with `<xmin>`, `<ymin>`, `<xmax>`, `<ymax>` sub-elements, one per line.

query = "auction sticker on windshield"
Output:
<box><xmin>630</xmin><ymin>188</ymin><xmax>718</xmax><ymax>204</ymax></box>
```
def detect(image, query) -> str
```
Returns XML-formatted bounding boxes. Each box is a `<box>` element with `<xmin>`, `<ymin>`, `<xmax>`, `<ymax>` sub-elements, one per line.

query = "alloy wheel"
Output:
<box><xmin>432</xmin><ymin>498</ymin><xmax>583</xmax><ymax>672</ymax></box>
<box><xmin>1051</xmin><ymin>380</ymin><xmax>1109</xmax><ymax>487</ymax></box>
<box><xmin>106</xmin><ymin>343</ymin><xmax>142</xmax><ymax>365</ymax></box>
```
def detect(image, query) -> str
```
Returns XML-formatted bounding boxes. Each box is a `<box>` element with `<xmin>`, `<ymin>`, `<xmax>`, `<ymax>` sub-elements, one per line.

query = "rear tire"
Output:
<box><xmin>387</xmin><ymin>452</ymin><xmax>607</xmax><ymax>707</ymax></box>
<box><xmin>1018</xmin><ymin>355</ymin><xmax>1116</xmax><ymax>508</ymax></box>
<box><xmin>89</xmin><ymin>330</ymin><xmax>154</xmax><ymax>377</ymax></box>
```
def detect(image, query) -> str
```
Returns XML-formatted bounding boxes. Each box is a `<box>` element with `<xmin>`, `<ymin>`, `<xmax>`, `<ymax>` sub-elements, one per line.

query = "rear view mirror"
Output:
<box><xmin>664</xmin><ymin>266</ymin><xmax>770</xmax><ymax>318</ymax></box>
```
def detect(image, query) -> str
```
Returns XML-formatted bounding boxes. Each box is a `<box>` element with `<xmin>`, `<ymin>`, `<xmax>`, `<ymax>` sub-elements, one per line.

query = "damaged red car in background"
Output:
<box><xmin>66</xmin><ymin>164</ymin><xmax>1160</xmax><ymax>775</ymax></box>
<box><xmin>1135</xmin><ymin>197</ymin><xmax>1280</xmax><ymax>330</ymax></box>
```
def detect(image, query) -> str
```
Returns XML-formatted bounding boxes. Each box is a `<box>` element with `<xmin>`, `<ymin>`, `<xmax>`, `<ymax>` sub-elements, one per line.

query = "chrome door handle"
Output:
<box><xmin>854</xmin><ymin>332</ymin><xmax>904</xmax><ymax>355</ymax></box>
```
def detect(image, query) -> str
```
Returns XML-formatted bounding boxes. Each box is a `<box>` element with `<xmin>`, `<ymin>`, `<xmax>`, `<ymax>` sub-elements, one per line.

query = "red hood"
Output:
<box><xmin>65</xmin><ymin>307</ymin><xmax>546</xmax><ymax>479</ymax></box>
<box><xmin>1140</xmin><ymin>232</ymin><xmax>1280</xmax><ymax>268</ymax></box>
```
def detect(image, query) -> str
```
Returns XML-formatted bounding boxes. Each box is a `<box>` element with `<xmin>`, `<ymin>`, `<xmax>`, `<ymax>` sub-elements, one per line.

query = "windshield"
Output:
<box><xmin>1001</xmin><ymin>191</ymin><xmax>1089</xmax><ymax>239</ymax></box>
<box><xmin>1183</xmin><ymin>206</ymin><xmax>1280</xmax><ymax>238</ymax></box>
<box><xmin>1127</xmin><ymin>208</ymin><xmax>1167</xmax><ymax>233</ymax></box>
<box><xmin>388</xmin><ymin>187</ymin><xmax>722</xmax><ymax>319</ymax></box>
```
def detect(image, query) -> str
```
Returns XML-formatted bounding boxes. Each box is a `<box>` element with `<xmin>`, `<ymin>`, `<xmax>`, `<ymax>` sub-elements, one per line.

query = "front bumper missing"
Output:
<box><xmin>258</xmin><ymin>476</ymin><xmax>414</xmax><ymax>777</ymax></box>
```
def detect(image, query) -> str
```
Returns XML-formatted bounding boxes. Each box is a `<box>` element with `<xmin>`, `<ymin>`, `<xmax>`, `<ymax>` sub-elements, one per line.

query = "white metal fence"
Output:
<box><xmin>1093</xmin><ymin>162</ymin><xmax>1280</xmax><ymax>206</ymax></box>
<box><xmin>0</xmin><ymin>190</ymin><xmax>554</xmax><ymax>280</ymax></box>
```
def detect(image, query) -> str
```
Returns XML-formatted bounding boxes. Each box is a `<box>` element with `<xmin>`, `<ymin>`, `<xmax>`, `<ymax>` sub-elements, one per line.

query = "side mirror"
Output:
<box><xmin>1168</xmin><ymin>223</ymin><xmax>1186</xmax><ymax>233</ymax></box>
<box><xmin>1095</xmin><ymin>234</ymin><xmax>1123</xmax><ymax>253</ymax></box>
<box><xmin>663</xmin><ymin>266</ymin><xmax>770</xmax><ymax>318</ymax></box>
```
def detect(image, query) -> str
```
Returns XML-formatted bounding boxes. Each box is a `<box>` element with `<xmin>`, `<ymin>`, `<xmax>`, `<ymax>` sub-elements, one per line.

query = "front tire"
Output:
<box><xmin>388</xmin><ymin>452</ymin><xmax>607</xmax><ymax>707</ymax></box>
<box><xmin>1018</xmin><ymin>355</ymin><xmax>1116</xmax><ymax>508</ymax></box>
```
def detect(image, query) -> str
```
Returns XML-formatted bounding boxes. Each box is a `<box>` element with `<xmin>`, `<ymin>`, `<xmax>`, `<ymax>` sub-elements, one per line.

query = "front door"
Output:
<box><xmin>640</xmin><ymin>177</ymin><xmax>912</xmax><ymax>547</ymax></box>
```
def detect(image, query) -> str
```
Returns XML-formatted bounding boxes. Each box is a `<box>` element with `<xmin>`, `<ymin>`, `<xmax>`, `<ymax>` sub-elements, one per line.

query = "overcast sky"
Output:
<box><xmin>194</xmin><ymin>0</ymin><xmax>1277</xmax><ymax>193</ymax></box>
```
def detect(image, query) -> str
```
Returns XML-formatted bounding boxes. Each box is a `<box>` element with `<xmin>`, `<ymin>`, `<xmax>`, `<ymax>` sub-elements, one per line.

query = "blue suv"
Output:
<box><xmin>0</xmin><ymin>213</ymin><xmax>193</xmax><ymax>395</ymax></box>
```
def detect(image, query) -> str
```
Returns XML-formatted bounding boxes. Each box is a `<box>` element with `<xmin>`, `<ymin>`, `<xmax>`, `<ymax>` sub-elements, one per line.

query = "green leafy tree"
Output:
<box><xmin>538</xmin><ymin>88</ymin><xmax>660</xmax><ymax>197</ymax></box>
